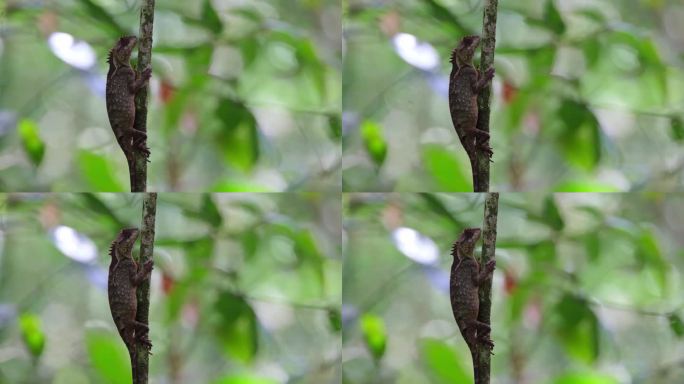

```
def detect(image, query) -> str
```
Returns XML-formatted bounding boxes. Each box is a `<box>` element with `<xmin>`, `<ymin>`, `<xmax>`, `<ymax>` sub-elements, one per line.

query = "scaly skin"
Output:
<box><xmin>108</xmin><ymin>227</ymin><xmax>153</xmax><ymax>379</ymax></box>
<box><xmin>106</xmin><ymin>36</ymin><xmax>151</xmax><ymax>181</ymax></box>
<box><xmin>449</xmin><ymin>35</ymin><xmax>495</xmax><ymax>160</ymax></box>
<box><xmin>450</xmin><ymin>227</ymin><xmax>495</xmax><ymax>381</ymax></box>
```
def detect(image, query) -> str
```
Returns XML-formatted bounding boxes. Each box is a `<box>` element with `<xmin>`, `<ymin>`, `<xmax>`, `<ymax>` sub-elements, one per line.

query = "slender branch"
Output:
<box><xmin>134</xmin><ymin>192</ymin><xmax>157</xmax><ymax>384</ymax></box>
<box><xmin>131</xmin><ymin>0</ymin><xmax>155</xmax><ymax>192</ymax></box>
<box><xmin>476</xmin><ymin>192</ymin><xmax>499</xmax><ymax>384</ymax></box>
<box><xmin>474</xmin><ymin>0</ymin><xmax>499</xmax><ymax>192</ymax></box>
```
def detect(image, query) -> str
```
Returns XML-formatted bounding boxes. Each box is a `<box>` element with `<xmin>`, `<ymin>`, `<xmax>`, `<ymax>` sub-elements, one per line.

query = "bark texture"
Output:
<box><xmin>134</xmin><ymin>192</ymin><xmax>157</xmax><ymax>384</ymax></box>
<box><xmin>131</xmin><ymin>0</ymin><xmax>155</xmax><ymax>192</ymax></box>
<box><xmin>475</xmin><ymin>192</ymin><xmax>499</xmax><ymax>384</ymax></box>
<box><xmin>474</xmin><ymin>0</ymin><xmax>498</xmax><ymax>192</ymax></box>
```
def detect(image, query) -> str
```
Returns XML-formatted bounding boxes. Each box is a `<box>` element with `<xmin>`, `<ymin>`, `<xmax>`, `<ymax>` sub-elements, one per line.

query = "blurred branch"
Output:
<box><xmin>476</xmin><ymin>192</ymin><xmax>499</xmax><ymax>384</ymax></box>
<box><xmin>474</xmin><ymin>0</ymin><xmax>498</xmax><ymax>192</ymax></box>
<box><xmin>134</xmin><ymin>192</ymin><xmax>157</xmax><ymax>384</ymax></box>
<box><xmin>131</xmin><ymin>0</ymin><xmax>155</xmax><ymax>192</ymax></box>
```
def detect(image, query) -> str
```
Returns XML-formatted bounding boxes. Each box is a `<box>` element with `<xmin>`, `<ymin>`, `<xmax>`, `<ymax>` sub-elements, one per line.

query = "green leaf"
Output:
<box><xmin>211</xmin><ymin>180</ymin><xmax>271</xmax><ymax>192</ymax></box>
<box><xmin>529</xmin><ymin>240</ymin><xmax>556</xmax><ymax>263</ymax></box>
<box><xmin>19</xmin><ymin>313</ymin><xmax>45</xmax><ymax>358</ymax></box>
<box><xmin>584</xmin><ymin>232</ymin><xmax>600</xmax><ymax>261</ymax></box>
<box><xmin>213</xmin><ymin>375</ymin><xmax>277</xmax><ymax>384</ymax></box>
<box><xmin>419</xmin><ymin>193</ymin><xmax>464</xmax><ymax>227</ymax></box>
<box><xmin>269</xmin><ymin>223</ymin><xmax>325</xmax><ymax>286</ymax></box>
<box><xmin>200</xmin><ymin>194</ymin><xmax>223</xmax><ymax>228</ymax></box>
<box><xmin>242</xmin><ymin>230</ymin><xmax>259</xmax><ymax>260</ymax></box>
<box><xmin>544</xmin><ymin>0</ymin><xmax>566</xmax><ymax>35</ymax></box>
<box><xmin>636</xmin><ymin>227</ymin><xmax>668</xmax><ymax>292</ymax></box>
<box><xmin>553</xmin><ymin>372</ymin><xmax>618</xmax><ymax>384</ymax></box>
<box><xmin>557</xmin><ymin>100</ymin><xmax>601</xmax><ymax>171</ymax></box>
<box><xmin>575</xmin><ymin>8</ymin><xmax>606</xmax><ymax>23</ymax></box>
<box><xmin>554</xmin><ymin>180</ymin><xmax>620</xmax><ymax>192</ymax></box>
<box><xmin>268</xmin><ymin>31</ymin><xmax>327</xmax><ymax>96</ymax></box>
<box><xmin>183</xmin><ymin>237</ymin><xmax>215</xmax><ymax>261</ymax></box>
<box><xmin>668</xmin><ymin>313</ymin><xmax>684</xmax><ymax>337</ymax></box>
<box><xmin>360</xmin><ymin>120</ymin><xmax>387</xmax><ymax>167</ymax></box>
<box><xmin>215</xmin><ymin>99</ymin><xmax>259</xmax><ymax>171</ymax></box>
<box><xmin>86</xmin><ymin>331</ymin><xmax>129</xmax><ymax>384</ymax></box>
<box><xmin>420</xmin><ymin>338</ymin><xmax>470</xmax><ymax>384</ymax></box>
<box><xmin>81</xmin><ymin>193</ymin><xmax>125</xmax><ymax>227</ymax></box>
<box><xmin>77</xmin><ymin>151</ymin><xmax>123</xmax><ymax>191</ymax></box>
<box><xmin>76</xmin><ymin>0</ymin><xmax>127</xmax><ymax>35</ymax></box>
<box><xmin>202</xmin><ymin>0</ymin><xmax>223</xmax><ymax>34</ymax></box>
<box><xmin>18</xmin><ymin>119</ymin><xmax>45</xmax><ymax>167</ymax></box>
<box><xmin>328</xmin><ymin>308</ymin><xmax>342</xmax><ymax>333</ymax></box>
<box><xmin>360</xmin><ymin>313</ymin><xmax>386</xmax><ymax>361</ymax></box>
<box><xmin>670</xmin><ymin>116</ymin><xmax>684</xmax><ymax>142</ymax></box>
<box><xmin>553</xmin><ymin>294</ymin><xmax>600</xmax><ymax>363</ymax></box>
<box><xmin>240</xmin><ymin>38</ymin><xmax>260</xmax><ymax>68</ymax></box>
<box><xmin>422</xmin><ymin>145</ymin><xmax>471</xmax><ymax>191</ymax></box>
<box><xmin>582</xmin><ymin>38</ymin><xmax>601</xmax><ymax>68</ymax></box>
<box><xmin>328</xmin><ymin>114</ymin><xmax>342</xmax><ymax>142</ymax></box>
<box><xmin>215</xmin><ymin>292</ymin><xmax>259</xmax><ymax>362</ymax></box>
<box><xmin>542</xmin><ymin>196</ymin><xmax>564</xmax><ymax>231</ymax></box>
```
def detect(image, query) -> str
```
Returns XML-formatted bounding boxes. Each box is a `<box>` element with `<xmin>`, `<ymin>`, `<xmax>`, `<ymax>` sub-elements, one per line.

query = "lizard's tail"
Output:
<box><xmin>469</xmin><ymin>343</ymin><xmax>480</xmax><ymax>384</ymax></box>
<box><xmin>128</xmin><ymin>343</ymin><xmax>137</xmax><ymax>383</ymax></box>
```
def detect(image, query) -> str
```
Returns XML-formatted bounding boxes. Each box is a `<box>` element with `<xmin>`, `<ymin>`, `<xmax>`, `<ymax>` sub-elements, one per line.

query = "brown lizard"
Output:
<box><xmin>105</xmin><ymin>36</ymin><xmax>151</xmax><ymax>183</ymax></box>
<box><xmin>450</xmin><ymin>227</ymin><xmax>495</xmax><ymax>381</ymax></box>
<box><xmin>107</xmin><ymin>227</ymin><xmax>153</xmax><ymax>379</ymax></box>
<box><xmin>448</xmin><ymin>35</ymin><xmax>495</xmax><ymax>160</ymax></box>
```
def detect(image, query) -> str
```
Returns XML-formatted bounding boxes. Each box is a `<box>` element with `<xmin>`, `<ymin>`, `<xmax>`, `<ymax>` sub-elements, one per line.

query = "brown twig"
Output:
<box><xmin>134</xmin><ymin>192</ymin><xmax>157</xmax><ymax>384</ymax></box>
<box><xmin>474</xmin><ymin>0</ymin><xmax>499</xmax><ymax>192</ymax></box>
<box><xmin>131</xmin><ymin>0</ymin><xmax>155</xmax><ymax>192</ymax></box>
<box><xmin>476</xmin><ymin>192</ymin><xmax>499</xmax><ymax>384</ymax></box>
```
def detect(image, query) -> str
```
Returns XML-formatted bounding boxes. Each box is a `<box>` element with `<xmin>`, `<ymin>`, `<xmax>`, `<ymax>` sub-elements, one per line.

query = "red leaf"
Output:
<box><xmin>502</xmin><ymin>81</ymin><xmax>517</xmax><ymax>104</ymax></box>
<box><xmin>160</xmin><ymin>79</ymin><xmax>175</xmax><ymax>104</ymax></box>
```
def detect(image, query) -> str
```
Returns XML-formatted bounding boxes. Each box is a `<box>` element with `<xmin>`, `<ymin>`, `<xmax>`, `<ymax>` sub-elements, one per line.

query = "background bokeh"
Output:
<box><xmin>0</xmin><ymin>193</ymin><xmax>341</xmax><ymax>383</ymax></box>
<box><xmin>343</xmin><ymin>193</ymin><xmax>684</xmax><ymax>383</ymax></box>
<box><xmin>0</xmin><ymin>0</ymin><xmax>341</xmax><ymax>192</ymax></box>
<box><xmin>342</xmin><ymin>0</ymin><xmax>684</xmax><ymax>192</ymax></box>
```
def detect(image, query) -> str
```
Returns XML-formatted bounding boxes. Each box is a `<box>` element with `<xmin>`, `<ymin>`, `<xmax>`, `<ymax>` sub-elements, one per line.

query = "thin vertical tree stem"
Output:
<box><xmin>131</xmin><ymin>0</ymin><xmax>155</xmax><ymax>192</ymax></box>
<box><xmin>476</xmin><ymin>192</ymin><xmax>499</xmax><ymax>384</ymax></box>
<box><xmin>474</xmin><ymin>0</ymin><xmax>498</xmax><ymax>192</ymax></box>
<box><xmin>134</xmin><ymin>192</ymin><xmax>157</xmax><ymax>384</ymax></box>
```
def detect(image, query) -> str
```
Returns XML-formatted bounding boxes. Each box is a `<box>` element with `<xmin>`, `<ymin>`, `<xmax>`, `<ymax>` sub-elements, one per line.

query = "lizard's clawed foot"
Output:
<box><xmin>141</xmin><ymin>66</ymin><xmax>152</xmax><ymax>81</ymax></box>
<box><xmin>483</xmin><ymin>67</ymin><xmax>495</xmax><ymax>81</ymax></box>
<box><xmin>143</xmin><ymin>259</ymin><xmax>154</xmax><ymax>274</ymax></box>
<box><xmin>485</xmin><ymin>259</ymin><xmax>496</xmax><ymax>273</ymax></box>
<box><xmin>478</xmin><ymin>334</ymin><xmax>495</xmax><ymax>350</ymax></box>
<box><xmin>478</xmin><ymin>142</ymin><xmax>494</xmax><ymax>159</ymax></box>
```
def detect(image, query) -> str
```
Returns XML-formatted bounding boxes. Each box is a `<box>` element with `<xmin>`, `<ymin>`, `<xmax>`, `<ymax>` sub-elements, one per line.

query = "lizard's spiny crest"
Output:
<box><xmin>450</xmin><ymin>35</ymin><xmax>480</xmax><ymax>65</ymax></box>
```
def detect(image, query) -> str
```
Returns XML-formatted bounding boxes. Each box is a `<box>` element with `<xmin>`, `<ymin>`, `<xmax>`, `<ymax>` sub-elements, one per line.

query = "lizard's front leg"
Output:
<box><xmin>474</xmin><ymin>67</ymin><xmax>495</xmax><ymax>92</ymax></box>
<box><xmin>132</xmin><ymin>259</ymin><xmax>153</xmax><ymax>285</ymax></box>
<box><xmin>476</xmin><ymin>259</ymin><xmax>496</xmax><ymax>285</ymax></box>
<box><xmin>129</xmin><ymin>66</ymin><xmax>152</xmax><ymax>94</ymax></box>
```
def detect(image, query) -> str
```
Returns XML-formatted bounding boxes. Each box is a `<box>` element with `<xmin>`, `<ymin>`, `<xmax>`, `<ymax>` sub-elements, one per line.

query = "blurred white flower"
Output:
<box><xmin>391</xmin><ymin>227</ymin><xmax>438</xmax><ymax>265</ymax></box>
<box><xmin>50</xmin><ymin>225</ymin><xmax>97</xmax><ymax>264</ymax></box>
<box><xmin>48</xmin><ymin>32</ymin><xmax>96</xmax><ymax>70</ymax></box>
<box><xmin>391</xmin><ymin>33</ymin><xmax>439</xmax><ymax>71</ymax></box>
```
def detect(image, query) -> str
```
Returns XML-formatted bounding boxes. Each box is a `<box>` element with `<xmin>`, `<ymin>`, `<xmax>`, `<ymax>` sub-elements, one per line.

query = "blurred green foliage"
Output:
<box><xmin>0</xmin><ymin>0</ymin><xmax>341</xmax><ymax>192</ymax></box>
<box><xmin>0</xmin><ymin>193</ymin><xmax>341</xmax><ymax>383</ymax></box>
<box><xmin>342</xmin><ymin>193</ymin><xmax>684</xmax><ymax>383</ymax></box>
<box><xmin>342</xmin><ymin>0</ymin><xmax>684</xmax><ymax>192</ymax></box>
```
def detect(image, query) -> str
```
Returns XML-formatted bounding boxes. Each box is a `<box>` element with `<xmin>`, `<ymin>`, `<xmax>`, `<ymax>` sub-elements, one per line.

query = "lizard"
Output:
<box><xmin>448</xmin><ymin>35</ymin><xmax>495</xmax><ymax>161</ymax></box>
<box><xmin>450</xmin><ymin>227</ymin><xmax>495</xmax><ymax>381</ymax></box>
<box><xmin>107</xmin><ymin>227</ymin><xmax>153</xmax><ymax>379</ymax></box>
<box><xmin>105</xmin><ymin>36</ymin><xmax>152</xmax><ymax>183</ymax></box>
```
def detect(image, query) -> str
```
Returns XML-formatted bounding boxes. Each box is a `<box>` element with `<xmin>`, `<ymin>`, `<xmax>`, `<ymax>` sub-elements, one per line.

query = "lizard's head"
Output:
<box><xmin>113</xmin><ymin>227</ymin><xmax>140</xmax><ymax>259</ymax></box>
<box><xmin>112</xmin><ymin>35</ymin><xmax>137</xmax><ymax>65</ymax></box>
<box><xmin>451</xmin><ymin>227</ymin><xmax>481</xmax><ymax>259</ymax></box>
<box><xmin>450</xmin><ymin>35</ymin><xmax>480</xmax><ymax>67</ymax></box>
